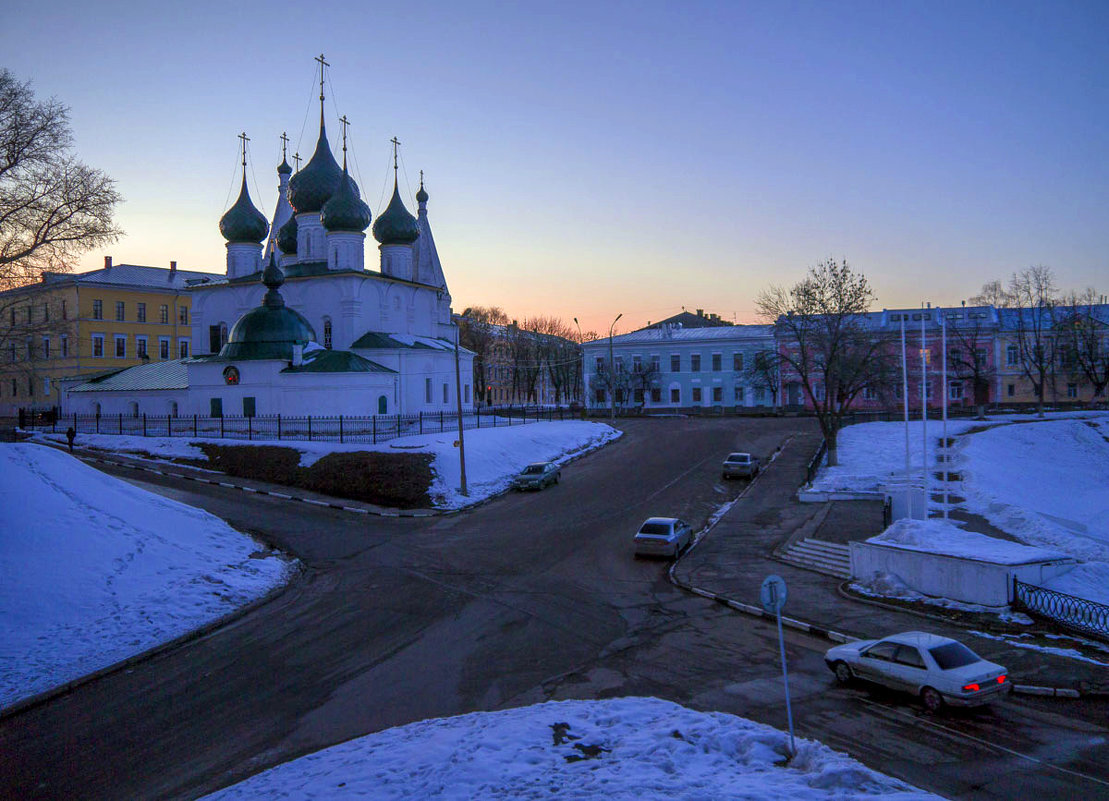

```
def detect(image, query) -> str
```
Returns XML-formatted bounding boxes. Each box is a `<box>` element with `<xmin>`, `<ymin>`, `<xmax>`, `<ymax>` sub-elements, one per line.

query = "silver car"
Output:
<box><xmin>633</xmin><ymin>517</ymin><xmax>693</xmax><ymax>558</ymax></box>
<box><xmin>512</xmin><ymin>461</ymin><xmax>561</xmax><ymax>490</ymax></box>
<box><xmin>825</xmin><ymin>630</ymin><xmax>1010</xmax><ymax>713</ymax></box>
<box><xmin>722</xmin><ymin>452</ymin><xmax>760</xmax><ymax>479</ymax></box>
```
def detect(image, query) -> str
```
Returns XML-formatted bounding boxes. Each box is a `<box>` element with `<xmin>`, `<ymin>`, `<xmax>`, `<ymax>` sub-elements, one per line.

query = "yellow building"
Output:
<box><xmin>0</xmin><ymin>257</ymin><xmax>220</xmax><ymax>416</ymax></box>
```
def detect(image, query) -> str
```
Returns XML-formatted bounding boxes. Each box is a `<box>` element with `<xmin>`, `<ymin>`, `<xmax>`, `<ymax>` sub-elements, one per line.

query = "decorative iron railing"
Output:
<box><xmin>1013</xmin><ymin>577</ymin><xmax>1109</xmax><ymax>643</ymax></box>
<box><xmin>805</xmin><ymin>439</ymin><xmax>828</xmax><ymax>485</ymax></box>
<box><xmin>26</xmin><ymin>406</ymin><xmax>582</xmax><ymax>446</ymax></box>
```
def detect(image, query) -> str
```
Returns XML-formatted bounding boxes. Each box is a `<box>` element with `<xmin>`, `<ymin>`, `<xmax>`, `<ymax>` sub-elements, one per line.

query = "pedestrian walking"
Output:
<box><xmin>66</xmin><ymin>426</ymin><xmax>76</xmax><ymax>453</ymax></box>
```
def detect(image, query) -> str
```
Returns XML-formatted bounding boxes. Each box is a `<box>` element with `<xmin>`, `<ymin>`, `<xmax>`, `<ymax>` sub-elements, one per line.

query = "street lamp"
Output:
<box><xmin>573</xmin><ymin>317</ymin><xmax>583</xmax><ymax>409</ymax></box>
<box><xmin>609</xmin><ymin>313</ymin><xmax>622</xmax><ymax>421</ymax></box>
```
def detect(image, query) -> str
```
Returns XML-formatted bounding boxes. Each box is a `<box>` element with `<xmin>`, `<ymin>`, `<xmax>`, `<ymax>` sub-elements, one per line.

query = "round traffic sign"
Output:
<box><xmin>760</xmin><ymin>574</ymin><xmax>787</xmax><ymax>614</ymax></box>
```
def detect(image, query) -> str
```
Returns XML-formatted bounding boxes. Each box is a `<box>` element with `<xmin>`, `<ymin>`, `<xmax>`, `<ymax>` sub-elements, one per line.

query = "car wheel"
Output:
<box><xmin>921</xmin><ymin>687</ymin><xmax>944</xmax><ymax>714</ymax></box>
<box><xmin>833</xmin><ymin>661</ymin><xmax>852</xmax><ymax>684</ymax></box>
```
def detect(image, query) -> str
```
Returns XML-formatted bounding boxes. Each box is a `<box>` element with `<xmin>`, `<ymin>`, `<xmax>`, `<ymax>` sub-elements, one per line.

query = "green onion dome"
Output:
<box><xmin>277</xmin><ymin>156</ymin><xmax>292</xmax><ymax>176</ymax></box>
<box><xmin>372</xmin><ymin>179</ymin><xmax>420</xmax><ymax>245</ymax></box>
<box><xmin>321</xmin><ymin>169</ymin><xmax>372</xmax><ymax>233</ymax></box>
<box><xmin>277</xmin><ymin>214</ymin><xmax>298</xmax><ymax>254</ymax></box>
<box><xmin>288</xmin><ymin>125</ymin><xmax>344</xmax><ymax>214</ymax></box>
<box><xmin>219</xmin><ymin>254</ymin><xmax>316</xmax><ymax>360</ymax></box>
<box><xmin>415</xmin><ymin>182</ymin><xmax>428</xmax><ymax>204</ymax></box>
<box><xmin>219</xmin><ymin>176</ymin><xmax>269</xmax><ymax>244</ymax></box>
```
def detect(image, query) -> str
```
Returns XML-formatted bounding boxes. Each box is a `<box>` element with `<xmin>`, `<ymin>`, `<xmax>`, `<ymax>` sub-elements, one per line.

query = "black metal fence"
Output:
<box><xmin>804</xmin><ymin>439</ymin><xmax>828</xmax><ymax>485</ymax></box>
<box><xmin>29</xmin><ymin>405</ymin><xmax>583</xmax><ymax>446</ymax></box>
<box><xmin>1013</xmin><ymin>577</ymin><xmax>1109</xmax><ymax>643</ymax></box>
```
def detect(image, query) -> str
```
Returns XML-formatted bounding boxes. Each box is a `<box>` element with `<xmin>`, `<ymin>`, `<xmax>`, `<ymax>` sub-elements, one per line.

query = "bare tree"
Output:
<box><xmin>626</xmin><ymin>357</ymin><xmax>660</xmax><ymax>412</ymax></box>
<box><xmin>458</xmin><ymin>306</ymin><xmax>507</xmax><ymax>405</ymax></box>
<box><xmin>531</xmin><ymin>316</ymin><xmax>579</xmax><ymax>404</ymax></box>
<box><xmin>757</xmin><ymin>258</ymin><xmax>895</xmax><ymax>466</ymax></box>
<box><xmin>1</xmin><ymin>69</ymin><xmax>122</xmax><ymax>290</ymax></box>
<box><xmin>969</xmin><ymin>280</ymin><xmax>1010</xmax><ymax>308</ymax></box>
<box><xmin>508</xmin><ymin>320</ymin><xmax>541</xmax><ymax>403</ymax></box>
<box><xmin>743</xmin><ymin>349</ymin><xmax>781</xmax><ymax>406</ymax></box>
<box><xmin>1058</xmin><ymin>288</ymin><xmax>1109</xmax><ymax>402</ymax></box>
<box><xmin>947</xmin><ymin>311</ymin><xmax>995</xmax><ymax>419</ymax></box>
<box><xmin>588</xmin><ymin>360</ymin><xmax>630</xmax><ymax>413</ymax></box>
<box><xmin>1007</xmin><ymin>266</ymin><xmax>1058</xmax><ymax>417</ymax></box>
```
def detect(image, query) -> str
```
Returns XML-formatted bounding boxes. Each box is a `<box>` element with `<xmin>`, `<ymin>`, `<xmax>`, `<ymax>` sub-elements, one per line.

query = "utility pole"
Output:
<box><xmin>454</xmin><ymin>322</ymin><xmax>468</xmax><ymax>496</ymax></box>
<box><xmin>608</xmin><ymin>313</ymin><xmax>622</xmax><ymax>422</ymax></box>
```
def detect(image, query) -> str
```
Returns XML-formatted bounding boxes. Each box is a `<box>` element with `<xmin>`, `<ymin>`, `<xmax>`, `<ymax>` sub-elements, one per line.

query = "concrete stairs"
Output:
<box><xmin>777</xmin><ymin>538</ymin><xmax>852</xmax><ymax>579</ymax></box>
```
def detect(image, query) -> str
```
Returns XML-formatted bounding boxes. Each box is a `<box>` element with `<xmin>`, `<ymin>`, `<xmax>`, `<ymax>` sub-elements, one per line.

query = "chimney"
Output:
<box><xmin>292</xmin><ymin>344</ymin><xmax>304</xmax><ymax>367</ymax></box>
<box><xmin>104</xmin><ymin>256</ymin><xmax>112</xmax><ymax>268</ymax></box>
<box><xmin>962</xmin><ymin>300</ymin><xmax>966</xmax><ymax>307</ymax></box>
<box><xmin>169</xmin><ymin>260</ymin><xmax>177</xmax><ymax>274</ymax></box>
<box><xmin>696</xmin><ymin>309</ymin><xmax>704</xmax><ymax>317</ymax></box>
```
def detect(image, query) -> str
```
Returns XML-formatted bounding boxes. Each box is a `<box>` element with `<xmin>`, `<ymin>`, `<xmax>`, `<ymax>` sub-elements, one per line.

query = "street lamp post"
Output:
<box><xmin>608</xmin><ymin>313</ymin><xmax>622</xmax><ymax>422</ymax></box>
<box><xmin>573</xmin><ymin>317</ymin><xmax>583</xmax><ymax>409</ymax></box>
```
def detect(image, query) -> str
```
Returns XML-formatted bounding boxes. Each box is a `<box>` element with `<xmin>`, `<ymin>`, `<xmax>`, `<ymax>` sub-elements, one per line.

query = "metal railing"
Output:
<box><xmin>29</xmin><ymin>406</ymin><xmax>582</xmax><ymax>446</ymax></box>
<box><xmin>1013</xmin><ymin>577</ymin><xmax>1109</xmax><ymax>643</ymax></box>
<box><xmin>804</xmin><ymin>439</ymin><xmax>828</xmax><ymax>485</ymax></box>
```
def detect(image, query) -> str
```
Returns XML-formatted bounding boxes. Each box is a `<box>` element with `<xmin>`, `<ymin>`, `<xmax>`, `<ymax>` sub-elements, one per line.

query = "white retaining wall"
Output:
<box><xmin>849</xmin><ymin>541</ymin><xmax>1076</xmax><ymax>606</ymax></box>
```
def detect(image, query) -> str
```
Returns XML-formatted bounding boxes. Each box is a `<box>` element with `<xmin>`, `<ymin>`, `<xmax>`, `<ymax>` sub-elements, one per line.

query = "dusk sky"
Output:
<box><xmin>5</xmin><ymin>0</ymin><xmax>1107</xmax><ymax>336</ymax></box>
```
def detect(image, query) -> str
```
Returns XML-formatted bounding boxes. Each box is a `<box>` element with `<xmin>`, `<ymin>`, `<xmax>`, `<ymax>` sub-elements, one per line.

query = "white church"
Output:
<box><xmin>62</xmin><ymin>68</ymin><xmax>474</xmax><ymax>420</ymax></box>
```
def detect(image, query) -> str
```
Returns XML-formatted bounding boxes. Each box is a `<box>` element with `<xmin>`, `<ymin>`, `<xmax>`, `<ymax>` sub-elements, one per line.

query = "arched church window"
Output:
<box><xmin>323</xmin><ymin>319</ymin><xmax>332</xmax><ymax>350</ymax></box>
<box><xmin>377</xmin><ymin>395</ymin><xmax>387</xmax><ymax>415</ymax></box>
<box><xmin>171</xmin><ymin>401</ymin><xmax>179</xmax><ymax>418</ymax></box>
<box><xmin>94</xmin><ymin>402</ymin><xmax>101</xmax><ymax>417</ymax></box>
<box><xmin>129</xmin><ymin>401</ymin><xmax>139</xmax><ymax>417</ymax></box>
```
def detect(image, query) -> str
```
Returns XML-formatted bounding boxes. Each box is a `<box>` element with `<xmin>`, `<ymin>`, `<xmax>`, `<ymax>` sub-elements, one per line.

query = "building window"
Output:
<box><xmin>8</xmin><ymin>343</ymin><xmax>14</xmax><ymax>362</ymax></box>
<box><xmin>92</xmin><ymin>334</ymin><xmax>104</xmax><ymax>358</ymax></box>
<box><xmin>670</xmin><ymin>354</ymin><xmax>680</xmax><ymax>372</ymax></box>
<box><xmin>114</xmin><ymin>335</ymin><xmax>126</xmax><ymax>358</ymax></box>
<box><xmin>178</xmin><ymin>306</ymin><xmax>188</xmax><ymax>325</ymax></box>
<box><xmin>595</xmin><ymin>388</ymin><xmax>606</xmax><ymax>404</ymax></box>
<box><xmin>115</xmin><ymin>301</ymin><xmax>125</xmax><ymax>321</ymax></box>
<box><xmin>1006</xmin><ymin>345</ymin><xmax>1018</xmax><ymax>366</ymax></box>
<box><xmin>243</xmin><ymin>397</ymin><xmax>256</xmax><ymax>417</ymax></box>
<box><xmin>443</xmin><ymin>383</ymin><xmax>449</xmax><ymax>404</ymax></box>
<box><xmin>712</xmin><ymin>386</ymin><xmax>722</xmax><ymax>402</ymax></box>
<box><xmin>733</xmin><ymin>352</ymin><xmax>744</xmax><ymax>371</ymax></box>
<box><xmin>632</xmin><ymin>355</ymin><xmax>642</xmax><ymax>373</ymax></box>
<box><xmin>61</xmin><ymin>335</ymin><xmax>68</xmax><ymax>358</ymax></box>
<box><xmin>949</xmin><ymin>382</ymin><xmax>963</xmax><ymax>400</ymax></box>
<box><xmin>61</xmin><ymin>299</ymin><xmax>67</xmax><ymax>319</ymax></box>
<box><xmin>425</xmin><ymin>378</ymin><xmax>432</xmax><ymax>403</ymax></box>
<box><xmin>1007</xmin><ymin>383</ymin><xmax>1015</xmax><ymax>397</ymax></box>
<box><xmin>948</xmin><ymin>348</ymin><xmax>961</xmax><ymax>365</ymax></box>
<box><xmin>136</xmin><ymin>337</ymin><xmax>148</xmax><ymax>358</ymax></box>
<box><xmin>814</xmin><ymin>383</ymin><xmax>825</xmax><ymax>401</ymax></box>
<box><xmin>159</xmin><ymin>337</ymin><xmax>170</xmax><ymax>359</ymax></box>
<box><xmin>160</xmin><ymin>304</ymin><xmax>169</xmax><ymax>324</ymax></box>
<box><xmin>92</xmin><ymin>299</ymin><xmax>103</xmax><ymax>320</ymax></box>
<box><xmin>634</xmin><ymin>388</ymin><xmax>644</xmax><ymax>404</ymax></box>
<box><xmin>615</xmin><ymin>356</ymin><xmax>624</xmax><ymax>372</ymax></box>
<box><xmin>137</xmin><ymin>302</ymin><xmax>146</xmax><ymax>322</ymax></box>
<box><xmin>863</xmin><ymin>386</ymin><xmax>879</xmax><ymax>401</ymax></box>
<box><xmin>323</xmin><ymin>318</ymin><xmax>332</xmax><ymax>349</ymax></box>
<box><xmin>670</xmin><ymin>387</ymin><xmax>680</xmax><ymax>403</ymax></box>
<box><xmin>650</xmin><ymin>387</ymin><xmax>661</xmax><ymax>403</ymax></box>
<box><xmin>1067</xmin><ymin>383</ymin><xmax>1078</xmax><ymax>399</ymax></box>
<box><xmin>209</xmin><ymin>325</ymin><xmax>222</xmax><ymax>354</ymax></box>
<box><xmin>735</xmin><ymin>385</ymin><xmax>745</xmax><ymax>402</ymax></box>
<box><xmin>975</xmin><ymin>348</ymin><xmax>987</xmax><ymax>364</ymax></box>
<box><xmin>42</xmin><ymin>304</ymin><xmax>49</xmax><ymax>322</ymax></box>
<box><xmin>178</xmin><ymin>339</ymin><xmax>189</xmax><ymax>359</ymax></box>
<box><xmin>691</xmin><ymin>354</ymin><xmax>701</xmax><ymax>372</ymax></box>
<box><xmin>210</xmin><ymin>398</ymin><xmax>223</xmax><ymax>417</ymax></box>
<box><xmin>42</xmin><ymin>337</ymin><xmax>50</xmax><ymax>359</ymax></box>
<box><xmin>28</xmin><ymin>377</ymin><xmax>33</xmax><ymax>396</ymax></box>
<box><xmin>595</xmin><ymin>357</ymin><xmax>605</xmax><ymax>372</ymax></box>
<box><xmin>692</xmin><ymin>387</ymin><xmax>702</xmax><ymax>403</ymax></box>
<box><xmin>712</xmin><ymin>353</ymin><xmax>722</xmax><ymax>372</ymax></box>
<box><xmin>464</xmin><ymin>384</ymin><xmax>470</xmax><ymax>404</ymax></box>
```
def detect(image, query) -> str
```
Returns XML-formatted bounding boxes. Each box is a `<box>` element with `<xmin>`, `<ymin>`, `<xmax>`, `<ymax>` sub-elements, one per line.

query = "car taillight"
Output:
<box><xmin>997</xmin><ymin>675</ymin><xmax>1007</xmax><ymax>684</ymax></box>
<box><xmin>962</xmin><ymin>683</ymin><xmax>981</xmax><ymax>692</ymax></box>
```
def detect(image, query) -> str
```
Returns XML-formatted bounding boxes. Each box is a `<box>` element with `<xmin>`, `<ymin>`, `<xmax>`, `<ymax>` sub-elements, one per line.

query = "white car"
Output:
<box><xmin>825</xmin><ymin>631</ymin><xmax>1010</xmax><ymax>713</ymax></box>
<box><xmin>633</xmin><ymin>517</ymin><xmax>694</xmax><ymax>558</ymax></box>
<box><xmin>722</xmin><ymin>452</ymin><xmax>760</xmax><ymax>479</ymax></box>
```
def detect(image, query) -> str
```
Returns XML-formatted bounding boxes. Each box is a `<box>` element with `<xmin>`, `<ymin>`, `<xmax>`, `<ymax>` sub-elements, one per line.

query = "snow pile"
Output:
<box><xmin>868</xmin><ymin>518</ymin><xmax>1070</xmax><ymax>565</ymax></box>
<box><xmin>0</xmin><ymin>444</ymin><xmax>294</xmax><ymax>709</ymax></box>
<box><xmin>202</xmin><ymin>697</ymin><xmax>938</xmax><ymax>800</ymax></box>
<box><xmin>30</xmin><ymin>420</ymin><xmax>622</xmax><ymax>510</ymax></box>
<box><xmin>959</xmin><ymin>418</ymin><xmax>1109</xmax><ymax>561</ymax></box>
<box><xmin>1041</xmin><ymin>562</ymin><xmax>1109</xmax><ymax>608</ymax></box>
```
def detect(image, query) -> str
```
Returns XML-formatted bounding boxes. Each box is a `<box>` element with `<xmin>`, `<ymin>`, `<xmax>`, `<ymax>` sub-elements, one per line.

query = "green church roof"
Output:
<box><xmin>218</xmin><ymin>254</ymin><xmax>316</xmax><ymax>360</ymax></box>
<box><xmin>372</xmin><ymin>179</ymin><xmax>419</xmax><ymax>245</ymax></box>
<box><xmin>219</xmin><ymin>175</ymin><xmax>269</xmax><ymax>244</ymax></box>
<box><xmin>321</xmin><ymin>168</ymin><xmax>372</xmax><ymax>233</ymax></box>
<box><xmin>282</xmin><ymin>349</ymin><xmax>395</xmax><ymax>373</ymax></box>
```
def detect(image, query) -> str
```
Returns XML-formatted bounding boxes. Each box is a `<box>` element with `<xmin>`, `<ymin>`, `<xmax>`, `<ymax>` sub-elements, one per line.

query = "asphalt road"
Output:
<box><xmin>2</xmin><ymin>416</ymin><xmax>1107</xmax><ymax>800</ymax></box>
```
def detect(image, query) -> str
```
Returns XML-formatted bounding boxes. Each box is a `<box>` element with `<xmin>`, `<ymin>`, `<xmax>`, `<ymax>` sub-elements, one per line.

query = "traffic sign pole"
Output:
<box><xmin>761</xmin><ymin>575</ymin><xmax>796</xmax><ymax>758</ymax></box>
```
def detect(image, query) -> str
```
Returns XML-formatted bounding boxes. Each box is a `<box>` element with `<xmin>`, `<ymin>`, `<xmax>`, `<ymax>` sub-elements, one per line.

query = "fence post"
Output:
<box><xmin>440</xmin><ymin>410</ymin><xmax>444</xmax><ymax>432</ymax></box>
<box><xmin>118</xmin><ymin>413</ymin><xmax>122</xmax><ymax>434</ymax></box>
<box><xmin>143</xmin><ymin>413</ymin><xmax>147</xmax><ymax>437</ymax></box>
<box><xmin>419</xmin><ymin>411</ymin><xmax>423</xmax><ymax>434</ymax></box>
<box><xmin>168</xmin><ymin>414</ymin><xmax>171</xmax><ymax>437</ymax></box>
<box><xmin>372</xmin><ymin>415</ymin><xmax>377</xmax><ymax>444</ymax></box>
<box><xmin>220</xmin><ymin>415</ymin><xmax>224</xmax><ymax>438</ymax></box>
<box><xmin>248</xmin><ymin>415</ymin><xmax>252</xmax><ymax>441</ymax></box>
<box><xmin>308</xmin><ymin>415</ymin><xmax>312</xmax><ymax>442</ymax></box>
<box><xmin>73</xmin><ymin>412</ymin><xmax>77</xmax><ymax>432</ymax></box>
<box><xmin>340</xmin><ymin>415</ymin><xmax>344</xmax><ymax>444</ymax></box>
<box><xmin>193</xmin><ymin>414</ymin><xmax>198</xmax><ymax>438</ymax></box>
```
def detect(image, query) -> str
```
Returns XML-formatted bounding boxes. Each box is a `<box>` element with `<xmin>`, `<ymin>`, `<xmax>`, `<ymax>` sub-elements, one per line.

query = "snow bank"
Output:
<box><xmin>0</xmin><ymin>444</ymin><xmax>294</xmax><ymax>709</ymax></box>
<box><xmin>202</xmin><ymin>697</ymin><xmax>938</xmax><ymax>800</ymax></box>
<box><xmin>868</xmin><ymin>518</ymin><xmax>1069</xmax><ymax>565</ymax></box>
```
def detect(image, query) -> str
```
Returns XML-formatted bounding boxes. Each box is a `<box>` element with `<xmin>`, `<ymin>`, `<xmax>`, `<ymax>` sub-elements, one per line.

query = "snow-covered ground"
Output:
<box><xmin>0</xmin><ymin>443</ymin><xmax>294</xmax><ymax>710</ymax></box>
<box><xmin>29</xmin><ymin>420</ymin><xmax>623</xmax><ymax>510</ymax></box>
<box><xmin>817</xmin><ymin>412</ymin><xmax>1109</xmax><ymax>608</ymax></box>
<box><xmin>202</xmin><ymin>697</ymin><xmax>938</xmax><ymax>801</ymax></box>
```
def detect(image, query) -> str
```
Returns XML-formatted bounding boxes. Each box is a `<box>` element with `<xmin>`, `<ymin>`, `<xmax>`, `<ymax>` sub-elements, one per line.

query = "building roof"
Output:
<box><xmin>281</xmin><ymin>349</ymin><xmax>395</xmax><ymax>373</ymax></box>
<box><xmin>350</xmin><ymin>331</ymin><xmax>461</xmax><ymax>352</ymax></box>
<box><xmin>67</xmin><ymin>359</ymin><xmax>191</xmax><ymax>392</ymax></box>
<box><xmin>218</xmin><ymin>256</ymin><xmax>316</xmax><ymax>360</ymax></box>
<box><xmin>644</xmin><ymin>310</ymin><xmax>734</xmax><ymax>329</ymax></box>
<box><xmin>39</xmin><ymin>263</ymin><xmax>221</xmax><ymax>291</ymax></box>
<box><xmin>587</xmin><ymin>324</ymin><xmax>775</xmax><ymax>348</ymax></box>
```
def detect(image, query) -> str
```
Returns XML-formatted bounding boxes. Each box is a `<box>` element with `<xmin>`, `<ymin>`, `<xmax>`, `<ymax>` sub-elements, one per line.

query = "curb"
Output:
<box><xmin>0</xmin><ymin>561</ymin><xmax>306</xmax><ymax>722</ymax></box>
<box><xmin>666</xmin><ymin>438</ymin><xmax>1093</xmax><ymax>700</ymax></box>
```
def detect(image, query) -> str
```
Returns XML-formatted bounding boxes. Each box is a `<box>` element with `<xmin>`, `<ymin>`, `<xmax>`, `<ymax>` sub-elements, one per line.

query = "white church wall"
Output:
<box><xmin>63</xmin><ymin>389</ymin><xmax>188</xmax><ymax>419</ymax></box>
